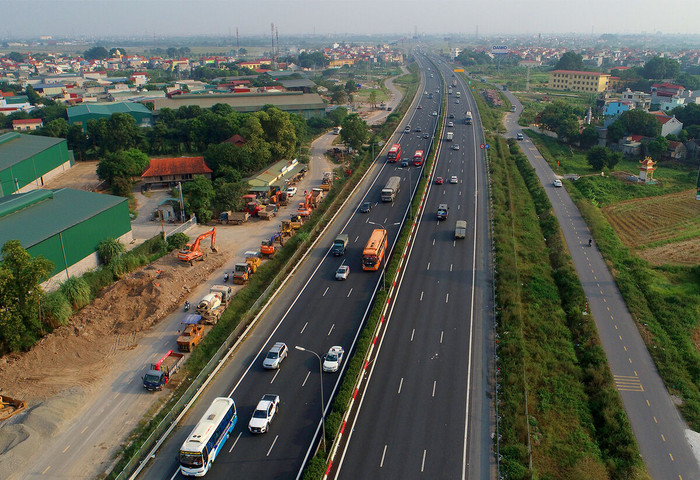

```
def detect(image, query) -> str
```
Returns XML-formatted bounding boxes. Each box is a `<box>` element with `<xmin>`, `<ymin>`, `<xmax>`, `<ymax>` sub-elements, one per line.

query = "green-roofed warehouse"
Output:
<box><xmin>0</xmin><ymin>132</ymin><xmax>74</xmax><ymax>196</ymax></box>
<box><xmin>0</xmin><ymin>188</ymin><xmax>133</xmax><ymax>286</ymax></box>
<box><xmin>67</xmin><ymin>102</ymin><xmax>154</xmax><ymax>131</ymax></box>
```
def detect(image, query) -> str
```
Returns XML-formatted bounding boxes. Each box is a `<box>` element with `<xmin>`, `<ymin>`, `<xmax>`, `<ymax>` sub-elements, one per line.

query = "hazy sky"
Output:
<box><xmin>4</xmin><ymin>0</ymin><xmax>700</xmax><ymax>39</ymax></box>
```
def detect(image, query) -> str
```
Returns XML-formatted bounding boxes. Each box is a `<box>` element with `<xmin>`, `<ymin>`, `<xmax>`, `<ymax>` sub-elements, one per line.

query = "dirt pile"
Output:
<box><xmin>0</xmin><ymin>250</ymin><xmax>228</xmax><ymax>404</ymax></box>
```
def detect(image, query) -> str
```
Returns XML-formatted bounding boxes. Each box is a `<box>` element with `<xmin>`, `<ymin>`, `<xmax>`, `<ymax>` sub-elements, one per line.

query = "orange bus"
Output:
<box><xmin>387</xmin><ymin>143</ymin><xmax>401</xmax><ymax>162</ymax></box>
<box><xmin>362</xmin><ymin>229</ymin><xmax>388</xmax><ymax>271</ymax></box>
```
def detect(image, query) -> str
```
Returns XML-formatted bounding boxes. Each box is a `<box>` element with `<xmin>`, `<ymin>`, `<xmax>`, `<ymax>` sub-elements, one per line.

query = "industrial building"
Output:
<box><xmin>148</xmin><ymin>92</ymin><xmax>326</xmax><ymax>119</ymax></box>
<box><xmin>0</xmin><ymin>188</ymin><xmax>133</xmax><ymax>288</ymax></box>
<box><xmin>0</xmin><ymin>132</ymin><xmax>74</xmax><ymax>196</ymax></box>
<box><xmin>246</xmin><ymin>158</ymin><xmax>306</xmax><ymax>194</ymax></box>
<box><xmin>67</xmin><ymin>102</ymin><xmax>154</xmax><ymax>130</ymax></box>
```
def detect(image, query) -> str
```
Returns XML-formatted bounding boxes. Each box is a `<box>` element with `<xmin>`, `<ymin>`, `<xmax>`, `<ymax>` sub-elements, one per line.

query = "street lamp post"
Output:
<box><xmin>295</xmin><ymin>346</ymin><xmax>326</xmax><ymax>452</ymax></box>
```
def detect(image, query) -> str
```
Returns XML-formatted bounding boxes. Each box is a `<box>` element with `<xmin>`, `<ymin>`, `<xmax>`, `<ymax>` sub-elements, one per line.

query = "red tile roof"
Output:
<box><xmin>12</xmin><ymin>118</ymin><xmax>43</xmax><ymax>125</ymax></box>
<box><xmin>652</xmin><ymin>82</ymin><xmax>684</xmax><ymax>90</ymax></box>
<box><xmin>141</xmin><ymin>157</ymin><xmax>212</xmax><ymax>177</ymax></box>
<box><xmin>223</xmin><ymin>134</ymin><xmax>247</xmax><ymax>145</ymax></box>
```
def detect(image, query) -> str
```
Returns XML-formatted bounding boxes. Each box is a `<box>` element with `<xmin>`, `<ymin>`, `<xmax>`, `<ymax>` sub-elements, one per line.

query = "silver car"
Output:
<box><xmin>263</xmin><ymin>342</ymin><xmax>288</xmax><ymax>369</ymax></box>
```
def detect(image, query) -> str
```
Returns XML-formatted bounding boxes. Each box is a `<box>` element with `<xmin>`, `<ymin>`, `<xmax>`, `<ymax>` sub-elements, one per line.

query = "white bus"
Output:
<box><xmin>179</xmin><ymin>397</ymin><xmax>238</xmax><ymax>476</ymax></box>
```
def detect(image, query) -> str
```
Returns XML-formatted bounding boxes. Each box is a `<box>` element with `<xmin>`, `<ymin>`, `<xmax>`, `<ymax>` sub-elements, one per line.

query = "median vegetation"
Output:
<box><xmin>489</xmin><ymin>135</ymin><xmax>648</xmax><ymax>480</ymax></box>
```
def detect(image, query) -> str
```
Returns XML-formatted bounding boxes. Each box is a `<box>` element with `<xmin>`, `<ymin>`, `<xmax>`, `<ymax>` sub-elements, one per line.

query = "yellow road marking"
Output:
<box><xmin>615</xmin><ymin>325</ymin><xmax>618</xmax><ymax>330</ymax></box>
<box><xmin>654</xmin><ymin>416</ymin><xmax>658</xmax><ymax>423</ymax></box>
<box><xmin>629</xmin><ymin>358</ymin><xmax>632</xmax><ymax>363</ymax></box>
<box><xmin>614</xmin><ymin>375</ymin><xmax>644</xmax><ymax>392</ymax></box>
<box><xmin>114</xmin><ymin>393</ymin><xmax>119</xmax><ymax>399</ymax></box>
<box><xmin>624</xmin><ymin>346</ymin><xmax>628</xmax><ymax>351</ymax></box>
<box><xmin>661</xmin><ymin>434</ymin><xmax>666</xmax><ymax>442</ymax></box>
<box><xmin>619</xmin><ymin>335</ymin><xmax>623</xmax><ymax>340</ymax></box>
<box><xmin>647</xmin><ymin>399</ymin><xmax>651</xmax><ymax>406</ymax></box>
<box><xmin>62</xmin><ymin>445</ymin><xmax>70</xmax><ymax>453</ymax></box>
<box><xmin>670</xmin><ymin>453</ymin><xmax>674</xmax><ymax>461</ymax></box>
<box><xmin>81</xmin><ymin>426</ymin><xmax>88</xmax><ymax>434</ymax></box>
<box><xmin>42</xmin><ymin>466</ymin><xmax>51</xmax><ymax>475</ymax></box>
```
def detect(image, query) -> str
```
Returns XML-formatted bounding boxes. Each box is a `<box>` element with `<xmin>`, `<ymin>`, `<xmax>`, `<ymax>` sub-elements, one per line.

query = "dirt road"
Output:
<box><xmin>0</xmin><ymin>125</ymin><xmax>353</xmax><ymax>478</ymax></box>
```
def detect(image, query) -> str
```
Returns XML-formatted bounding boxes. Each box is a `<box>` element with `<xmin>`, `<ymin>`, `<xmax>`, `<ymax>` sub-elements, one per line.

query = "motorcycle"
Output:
<box><xmin>224</xmin><ymin>273</ymin><xmax>230</xmax><ymax>283</ymax></box>
<box><xmin>184</xmin><ymin>300</ymin><xmax>190</xmax><ymax>312</ymax></box>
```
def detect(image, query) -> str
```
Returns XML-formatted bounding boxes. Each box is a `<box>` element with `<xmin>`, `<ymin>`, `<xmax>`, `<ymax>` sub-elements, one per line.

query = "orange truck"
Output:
<box><xmin>177</xmin><ymin>324</ymin><xmax>204</xmax><ymax>352</ymax></box>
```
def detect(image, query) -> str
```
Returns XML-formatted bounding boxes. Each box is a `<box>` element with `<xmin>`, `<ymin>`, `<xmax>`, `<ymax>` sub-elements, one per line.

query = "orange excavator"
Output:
<box><xmin>297</xmin><ymin>190</ymin><xmax>313</xmax><ymax>217</ymax></box>
<box><xmin>260</xmin><ymin>232</ymin><xmax>284</xmax><ymax>258</ymax></box>
<box><xmin>178</xmin><ymin>227</ymin><xmax>218</xmax><ymax>265</ymax></box>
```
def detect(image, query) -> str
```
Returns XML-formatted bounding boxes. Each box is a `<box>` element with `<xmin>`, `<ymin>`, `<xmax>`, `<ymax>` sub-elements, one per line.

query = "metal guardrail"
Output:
<box><xmin>164</xmin><ymin>215</ymin><xmax>197</xmax><ymax>240</ymax></box>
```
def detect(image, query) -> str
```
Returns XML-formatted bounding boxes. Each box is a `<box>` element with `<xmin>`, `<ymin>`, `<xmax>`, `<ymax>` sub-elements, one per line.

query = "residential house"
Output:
<box><xmin>140</xmin><ymin>157</ymin><xmax>213</xmax><ymax>188</ymax></box>
<box><xmin>650</xmin><ymin>112</ymin><xmax>683</xmax><ymax>137</ymax></box>
<box><xmin>650</xmin><ymin>82</ymin><xmax>685</xmax><ymax>107</ymax></box>
<box><xmin>621</xmin><ymin>89</ymin><xmax>651</xmax><ymax>110</ymax></box>
<box><xmin>604</xmin><ymin>100</ymin><xmax>633</xmax><ymax>117</ymax></box>
<box><xmin>665</xmin><ymin>140</ymin><xmax>687</xmax><ymax>161</ymax></box>
<box><xmin>12</xmin><ymin>118</ymin><xmax>43</xmax><ymax>131</ymax></box>
<box><xmin>620</xmin><ymin>134</ymin><xmax>644</xmax><ymax>156</ymax></box>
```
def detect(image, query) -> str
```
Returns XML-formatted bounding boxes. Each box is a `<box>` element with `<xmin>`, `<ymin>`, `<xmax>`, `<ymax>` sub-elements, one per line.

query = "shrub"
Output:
<box><xmin>167</xmin><ymin>233</ymin><xmax>189</xmax><ymax>251</ymax></box>
<box><xmin>60</xmin><ymin>276</ymin><xmax>93</xmax><ymax>310</ymax></box>
<box><xmin>42</xmin><ymin>291</ymin><xmax>72</xmax><ymax>328</ymax></box>
<box><xmin>97</xmin><ymin>237</ymin><xmax>125</xmax><ymax>265</ymax></box>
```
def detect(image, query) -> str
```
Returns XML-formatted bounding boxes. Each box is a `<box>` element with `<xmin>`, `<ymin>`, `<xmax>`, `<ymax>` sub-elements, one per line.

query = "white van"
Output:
<box><xmin>455</xmin><ymin>220</ymin><xmax>467</xmax><ymax>239</ymax></box>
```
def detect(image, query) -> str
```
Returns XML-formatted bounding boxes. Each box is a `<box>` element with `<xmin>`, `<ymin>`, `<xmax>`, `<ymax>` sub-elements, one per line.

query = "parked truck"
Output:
<box><xmin>311</xmin><ymin>188</ymin><xmax>325</xmax><ymax>208</ymax></box>
<box><xmin>219</xmin><ymin>211</ymin><xmax>250</xmax><ymax>225</ymax></box>
<box><xmin>446</xmin><ymin>131</ymin><xmax>454</xmax><ymax>141</ymax></box>
<box><xmin>142</xmin><ymin>350</ymin><xmax>185</xmax><ymax>391</ymax></box>
<box><xmin>321</xmin><ymin>171</ymin><xmax>333</xmax><ymax>191</ymax></box>
<box><xmin>258</xmin><ymin>204</ymin><xmax>278</xmax><ymax>221</ymax></box>
<box><xmin>381</xmin><ymin>176</ymin><xmax>401</xmax><ymax>202</ymax></box>
<box><xmin>195</xmin><ymin>285</ymin><xmax>231</xmax><ymax>324</ymax></box>
<box><xmin>177</xmin><ymin>323</ymin><xmax>205</xmax><ymax>352</ymax></box>
<box><xmin>332</xmin><ymin>234</ymin><xmax>349</xmax><ymax>256</ymax></box>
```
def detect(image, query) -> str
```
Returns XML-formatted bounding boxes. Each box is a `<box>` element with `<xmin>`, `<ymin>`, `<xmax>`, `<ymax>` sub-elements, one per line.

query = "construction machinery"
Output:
<box><xmin>258</xmin><ymin>204</ymin><xmax>277</xmax><ymax>221</ymax></box>
<box><xmin>245</xmin><ymin>250</ymin><xmax>261</xmax><ymax>272</ymax></box>
<box><xmin>260</xmin><ymin>232</ymin><xmax>285</xmax><ymax>258</ymax></box>
<box><xmin>242</xmin><ymin>194</ymin><xmax>263</xmax><ymax>216</ymax></box>
<box><xmin>219</xmin><ymin>211</ymin><xmax>249</xmax><ymax>225</ymax></box>
<box><xmin>310</xmin><ymin>188</ymin><xmax>324</xmax><ymax>208</ymax></box>
<box><xmin>289</xmin><ymin>214</ymin><xmax>304</xmax><ymax>230</ymax></box>
<box><xmin>0</xmin><ymin>395</ymin><xmax>27</xmax><ymax>421</ymax></box>
<box><xmin>320</xmin><ymin>171</ymin><xmax>333</xmax><ymax>191</ymax></box>
<box><xmin>177</xmin><ymin>323</ymin><xmax>205</xmax><ymax>352</ymax></box>
<box><xmin>195</xmin><ymin>285</ymin><xmax>231</xmax><ymax>324</ymax></box>
<box><xmin>232</xmin><ymin>263</ymin><xmax>253</xmax><ymax>284</ymax></box>
<box><xmin>297</xmin><ymin>190</ymin><xmax>313</xmax><ymax>217</ymax></box>
<box><xmin>280</xmin><ymin>219</ymin><xmax>293</xmax><ymax>237</ymax></box>
<box><xmin>178</xmin><ymin>227</ymin><xmax>217</xmax><ymax>265</ymax></box>
<box><xmin>142</xmin><ymin>350</ymin><xmax>185</xmax><ymax>391</ymax></box>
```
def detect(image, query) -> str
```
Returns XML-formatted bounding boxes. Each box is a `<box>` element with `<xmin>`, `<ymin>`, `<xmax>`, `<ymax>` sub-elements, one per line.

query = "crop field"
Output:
<box><xmin>602</xmin><ymin>189</ymin><xmax>700</xmax><ymax>264</ymax></box>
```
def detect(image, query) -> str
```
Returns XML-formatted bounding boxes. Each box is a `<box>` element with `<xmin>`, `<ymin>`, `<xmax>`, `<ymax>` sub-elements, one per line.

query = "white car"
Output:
<box><xmin>553</xmin><ymin>179</ymin><xmax>563</xmax><ymax>187</ymax></box>
<box><xmin>248</xmin><ymin>394</ymin><xmax>280</xmax><ymax>434</ymax></box>
<box><xmin>432</xmin><ymin>111</ymin><xmax>438</xmax><ymax>116</ymax></box>
<box><xmin>286</xmin><ymin>186</ymin><xmax>297</xmax><ymax>197</ymax></box>
<box><xmin>335</xmin><ymin>265</ymin><xmax>349</xmax><ymax>280</ymax></box>
<box><xmin>453</xmin><ymin>144</ymin><xmax>460</xmax><ymax>150</ymax></box>
<box><xmin>450</xmin><ymin>175</ymin><xmax>458</xmax><ymax>184</ymax></box>
<box><xmin>447</xmin><ymin>122</ymin><xmax>454</xmax><ymax>127</ymax></box>
<box><xmin>323</xmin><ymin>346</ymin><xmax>345</xmax><ymax>372</ymax></box>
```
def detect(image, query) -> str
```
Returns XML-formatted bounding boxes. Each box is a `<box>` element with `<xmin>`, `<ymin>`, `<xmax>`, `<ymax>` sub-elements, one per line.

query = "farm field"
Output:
<box><xmin>603</xmin><ymin>189</ymin><xmax>700</xmax><ymax>265</ymax></box>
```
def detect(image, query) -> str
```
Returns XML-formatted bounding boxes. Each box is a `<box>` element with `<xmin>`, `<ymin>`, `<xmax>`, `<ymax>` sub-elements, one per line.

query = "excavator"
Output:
<box><xmin>297</xmin><ymin>190</ymin><xmax>313</xmax><ymax>217</ymax></box>
<box><xmin>260</xmin><ymin>232</ymin><xmax>285</xmax><ymax>258</ymax></box>
<box><xmin>280</xmin><ymin>219</ymin><xmax>293</xmax><ymax>237</ymax></box>
<box><xmin>178</xmin><ymin>227</ymin><xmax>217</xmax><ymax>265</ymax></box>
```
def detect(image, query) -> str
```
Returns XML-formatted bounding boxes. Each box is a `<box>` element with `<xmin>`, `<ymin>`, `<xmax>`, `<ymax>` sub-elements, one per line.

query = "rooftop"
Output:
<box><xmin>0</xmin><ymin>132</ymin><xmax>65</xmax><ymax>171</ymax></box>
<box><xmin>141</xmin><ymin>157</ymin><xmax>212</xmax><ymax>177</ymax></box>
<box><xmin>67</xmin><ymin>102</ymin><xmax>152</xmax><ymax>118</ymax></box>
<box><xmin>0</xmin><ymin>188</ymin><xmax>126</xmax><ymax>249</ymax></box>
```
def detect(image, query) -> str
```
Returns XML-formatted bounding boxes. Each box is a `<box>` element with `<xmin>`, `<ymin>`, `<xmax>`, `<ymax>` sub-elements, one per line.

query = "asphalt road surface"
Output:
<box><xmin>503</xmin><ymin>90</ymin><xmax>700</xmax><ymax>479</ymax></box>
<box><xmin>332</xmin><ymin>55</ymin><xmax>493</xmax><ymax>480</ymax></box>
<box><xmin>138</xmin><ymin>54</ymin><xmax>448</xmax><ymax>480</ymax></box>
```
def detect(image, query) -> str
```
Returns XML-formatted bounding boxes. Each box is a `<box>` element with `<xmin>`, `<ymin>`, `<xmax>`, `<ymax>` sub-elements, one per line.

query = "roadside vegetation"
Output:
<box><xmin>489</xmin><ymin>135</ymin><xmax>648</xmax><ymax>480</ymax></box>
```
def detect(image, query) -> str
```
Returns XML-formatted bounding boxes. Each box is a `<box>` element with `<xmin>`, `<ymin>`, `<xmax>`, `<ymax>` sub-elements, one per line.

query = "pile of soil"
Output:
<box><xmin>0</xmin><ymin>250</ymin><xmax>228</xmax><ymax>404</ymax></box>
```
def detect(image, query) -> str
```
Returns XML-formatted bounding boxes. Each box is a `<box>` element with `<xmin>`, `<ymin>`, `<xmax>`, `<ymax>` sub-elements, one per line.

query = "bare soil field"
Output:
<box><xmin>602</xmin><ymin>189</ymin><xmax>700</xmax><ymax>265</ymax></box>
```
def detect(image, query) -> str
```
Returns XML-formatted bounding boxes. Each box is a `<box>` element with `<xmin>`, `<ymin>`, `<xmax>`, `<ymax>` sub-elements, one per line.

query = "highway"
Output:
<box><xmin>139</xmin><ymin>53</ymin><xmax>446</xmax><ymax>479</ymax></box>
<box><xmin>331</xmin><ymin>57</ymin><xmax>493</xmax><ymax>479</ymax></box>
<box><xmin>503</xmin><ymin>91</ymin><xmax>700</xmax><ymax>479</ymax></box>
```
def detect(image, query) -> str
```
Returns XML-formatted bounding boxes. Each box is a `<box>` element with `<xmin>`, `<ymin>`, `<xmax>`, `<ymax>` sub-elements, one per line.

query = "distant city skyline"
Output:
<box><xmin>3</xmin><ymin>0</ymin><xmax>700</xmax><ymax>40</ymax></box>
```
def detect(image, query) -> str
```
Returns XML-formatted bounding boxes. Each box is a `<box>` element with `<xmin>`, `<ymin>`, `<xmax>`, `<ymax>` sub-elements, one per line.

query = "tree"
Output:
<box><xmin>641</xmin><ymin>57</ymin><xmax>680</xmax><ymax>80</ymax></box>
<box><xmin>587</xmin><ymin>146</ymin><xmax>609</xmax><ymax>171</ymax></box>
<box><xmin>96</xmin><ymin>148</ymin><xmax>150</xmax><ymax>196</ymax></box>
<box><xmin>327</xmin><ymin>107</ymin><xmax>348</xmax><ymax>126</ymax></box>
<box><xmin>647</xmin><ymin>136</ymin><xmax>669</xmax><ymax>160</ymax></box>
<box><xmin>257</xmin><ymin>107</ymin><xmax>297</xmax><ymax>161</ymax></box>
<box><xmin>213</xmin><ymin>180</ymin><xmax>248</xmax><ymax>213</ymax></box>
<box><xmin>0</xmin><ymin>240</ymin><xmax>54</xmax><ymax>352</ymax></box>
<box><xmin>675</xmin><ymin>73</ymin><xmax>700</xmax><ymax>90</ymax></box>
<box><xmin>369</xmin><ymin>90</ymin><xmax>378</xmax><ymax>109</ymax></box>
<box><xmin>345</xmin><ymin>80</ymin><xmax>357</xmax><ymax>93</ymax></box>
<box><xmin>97</xmin><ymin>238</ymin><xmax>125</xmax><ymax>265</ymax></box>
<box><xmin>182</xmin><ymin>176</ymin><xmax>215</xmax><ymax>223</ymax></box>
<box><xmin>340</xmin><ymin>114</ymin><xmax>369</xmax><ymax>150</ymax></box>
<box><xmin>41</xmin><ymin>118</ymin><xmax>70</xmax><ymax>138</ymax></box>
<box><xmin>608</xmin><ymin>109</ymin><xmax>661</xmax><ymax>142</ymax></box>
<box><xmin>579</xmin><ymin>124</ymin><xmax>599</xmax><ymax>148</ymax></box>
<box><xmin>606</xmin><ymin>151</ymin><xmax>622</xmax><ymax>170</ymax></box>
<box><xmin>331</xmin><ymin>90</ymin><xmax>347</xmax><ymax>104</ymax></box>
<box><xmin>83</xmin><ymin>46</ymin><xmax>109</xmax><ymax>61</ymax></box>
<box><xmin>555</xmin><ymin>52</ymin><xmax>584</xmax><ymax>71</ymax></box>
<box><xmin>8</xmin><ymin>52</ymin><xmax>24</xmax><ymax>63</ymax></box>
<box><xmin>25</xmin><ymin>85</ymin><xmax>40</xmax><ymax>105</ymax></box>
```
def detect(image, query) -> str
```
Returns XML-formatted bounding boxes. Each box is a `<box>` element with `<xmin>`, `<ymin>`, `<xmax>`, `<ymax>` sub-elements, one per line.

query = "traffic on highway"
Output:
<box><xmin>140</xmin><ymin>53</ymin><xmax>449</xmax><ymax>479</ymax></box>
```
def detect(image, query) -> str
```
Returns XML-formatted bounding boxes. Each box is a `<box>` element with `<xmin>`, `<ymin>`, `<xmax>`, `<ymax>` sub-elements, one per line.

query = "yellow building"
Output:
<box><xmin>549</xmin><ymin>70</ymin><xmax>610</xmax><ymax>93</ymax></box>
<box><xmin>329</xmin><ymin>58</ymin><xmax>356</xmax><ymax>68</ymax></box>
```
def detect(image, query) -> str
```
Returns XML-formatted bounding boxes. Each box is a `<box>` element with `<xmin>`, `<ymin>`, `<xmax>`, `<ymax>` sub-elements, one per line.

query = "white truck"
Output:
<box><xmin>465</xmin><ymin>111</ymin><xmax>473</xmax><ymax>125</ymax></box>
<box><xmin>196</xmin><ymin>285</ymin><xmax>232</xmax><ymax>324</ymax></box>
<box><xmin>446</xmin><ymin>131</ymin><xmax>454</xmax><ymax>141</ymax></box>
<box><xmin>381</xmin><ymin>176</ymin><xmax>401</xmax><ymax>202</ymax></box>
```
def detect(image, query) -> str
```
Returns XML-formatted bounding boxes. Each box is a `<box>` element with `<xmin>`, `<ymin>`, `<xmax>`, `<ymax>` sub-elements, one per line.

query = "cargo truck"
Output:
<box><xmin>177</xmin><ymin>323</ymin><xmax>205</xmax><ymax>352</ymax></box>
<box><xmin>381</xmin><ymin>176</ymin><xmax>401</xmax><ymax>202</ymax></box>
<box><xmin>332</xmin><ymin>234</ymin><xmax>349</xmax><ymax>256</ymax></box>
<box><xmin>465</xmin><ymin>111</ymin><xmax>473</xmax><ymax>125</ymax></box>
<box><xmin>446</xmin><ymin>131</ymin><xmax>453</xmax><ymax>141</ymax></box>
<box><xmin>143</xmin><ymin>350</ymin><xmax>185</xmax><ymax>391</ymax></box>
<box><xmin>455</xmin><ymin>220</ymin><xmax>467</xmax><ymax>239</ymax></box>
